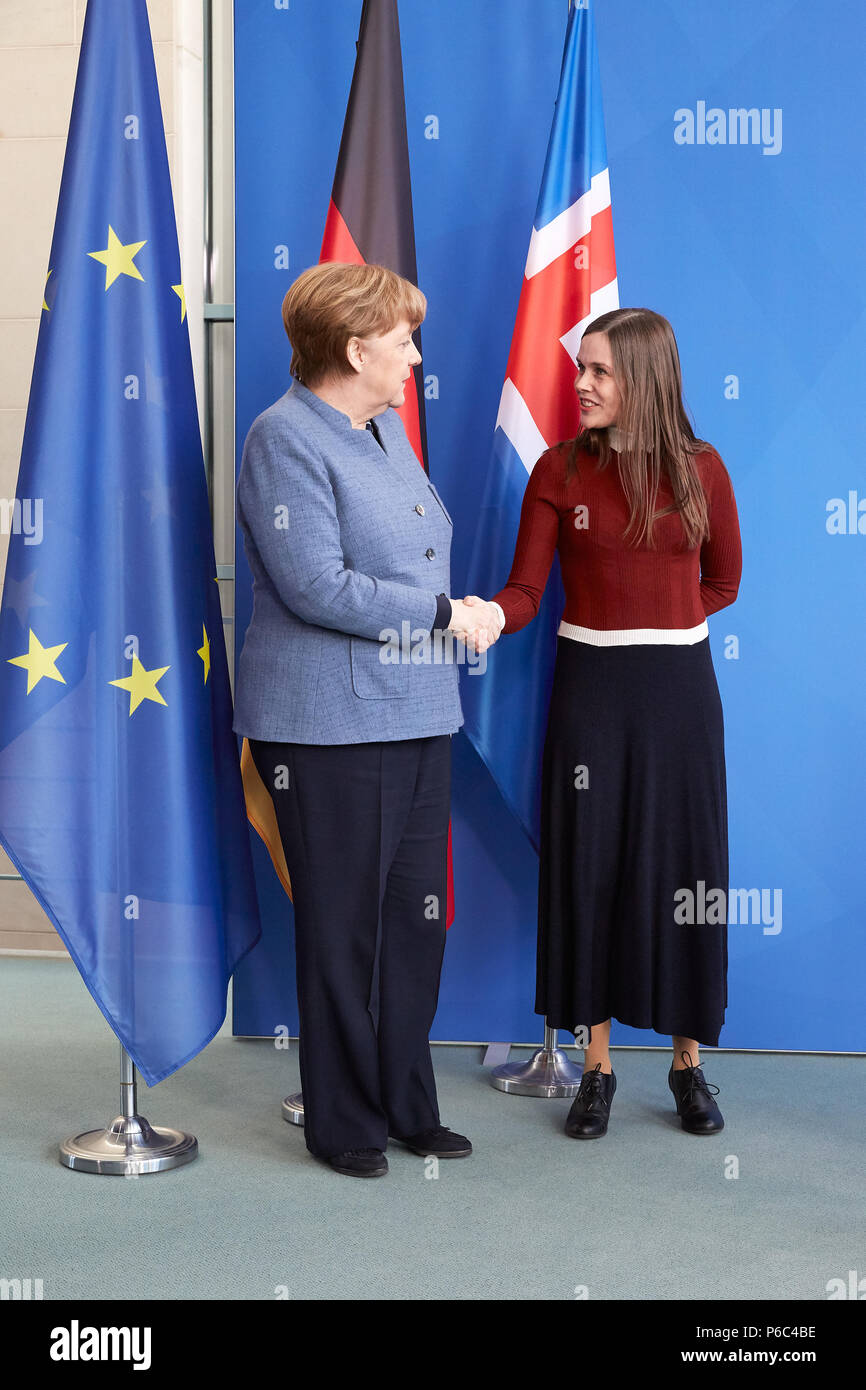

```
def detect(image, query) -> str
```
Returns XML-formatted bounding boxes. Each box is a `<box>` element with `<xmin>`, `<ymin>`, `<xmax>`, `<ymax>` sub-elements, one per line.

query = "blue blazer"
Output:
<box><xmin>233</xmin><ymin>381</ymin><xmax>464</xmax><ymax>745</ymax></box>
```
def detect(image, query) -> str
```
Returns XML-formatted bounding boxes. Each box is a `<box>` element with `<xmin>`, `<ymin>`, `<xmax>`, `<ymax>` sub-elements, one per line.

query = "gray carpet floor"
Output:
<box><xmin>1</xmin><ymin>957</ymin><xmax>862</xmax><ymax>1301</ymax></box>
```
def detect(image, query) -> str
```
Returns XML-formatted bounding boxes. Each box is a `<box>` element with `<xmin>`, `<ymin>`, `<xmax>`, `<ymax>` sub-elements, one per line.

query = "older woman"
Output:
<box><xmin>234</xmin><ymin>262</ymin><xmax>500</xmax><ymax>1177</ymax></box>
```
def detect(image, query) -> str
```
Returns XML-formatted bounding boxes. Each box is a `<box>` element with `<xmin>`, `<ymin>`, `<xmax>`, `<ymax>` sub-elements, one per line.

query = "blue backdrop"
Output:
<box><xmin>232</xmin><ymin>0</ymin><xmax>866</xmax><ymax>1052</ymax></box>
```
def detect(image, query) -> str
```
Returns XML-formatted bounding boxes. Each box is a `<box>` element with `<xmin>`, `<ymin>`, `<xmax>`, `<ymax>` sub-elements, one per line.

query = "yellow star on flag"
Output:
<box><xmin>88</xmin><ymin>226</ymin><xmax>146</xmax><ymax>290</ymax></box>
<box><xmin>197</xmin><ymin>624</ymin><xmax>210</xmax><ymax>683</ymax></box>
<box><xmin>109</xmin><ymin>654</ymin><xmax>169</xmax><ymax>715</ymax></box>
<box><xmin>7</xmin><ymin>629</ymin><xmax>67</xmax><ymax>694</ymax></box>
<box><xmin>172</xmin><ymin>282</ymin><xmax>186</xmax><ymax>322</ymax></box>
<box><xmin>42</xmin><ymin>268</ymin><xmax>52</xmax><ymax>312</ymax></box>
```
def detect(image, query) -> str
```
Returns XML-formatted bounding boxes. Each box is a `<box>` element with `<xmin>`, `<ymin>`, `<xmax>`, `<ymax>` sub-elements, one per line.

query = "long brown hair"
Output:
<box><xmin>566</xmin><ymin>307</ymin><xmax>711</xmax><ymax>549</ymax></box>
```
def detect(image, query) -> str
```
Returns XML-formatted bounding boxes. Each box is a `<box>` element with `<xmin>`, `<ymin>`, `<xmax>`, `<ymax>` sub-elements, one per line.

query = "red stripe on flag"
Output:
<box><xmin>397</xmin><ymin>365</ymin><xmax>424</xmax><ymax>469</ymax></box>
<box><xmin>321</xmin><ymin>199</ymin><xmax>365</xmax><ymax>265</ymax></box>
<box><xmin>588</xmin><ymin>205</ymin><xmax>616</xmax><ymax>293</ymax></box>
<box><xmin>508</xmin><ymin>251</ymin><xmax>586</xmax><ymax>448</ymax></box>
<box><xmin>508</xmin><ymin>207</ymin><xmax>616</xmax><ymax>449</ymax></box>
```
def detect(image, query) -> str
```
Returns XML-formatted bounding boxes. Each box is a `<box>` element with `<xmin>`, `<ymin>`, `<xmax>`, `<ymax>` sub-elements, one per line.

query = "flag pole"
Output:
<box><xmin>59</xmin><ymin>1043</ymin><xmax>198</xmax><ymax>1175</ymax></box>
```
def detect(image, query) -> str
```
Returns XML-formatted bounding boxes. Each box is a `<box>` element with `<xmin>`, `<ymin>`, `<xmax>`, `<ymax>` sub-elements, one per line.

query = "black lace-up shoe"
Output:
<box><xmin>326</xmin><ymin>1147</ymin><xmax>389</xmax><ymax>1177</ymax></box>
<box><xmin>668</xmin><ymin>1052</ymin><xmax>724</xmax><ymax>1134</ymax></box>
<box><xmin>565</xmin><ymin>1062</ymin><xmax>616</xmax><ymax>1138</ymax></box>
<box><xmin>396</xmin><ymin>1125</ymin><xmax>472</xmax><ymax>1158</ymax></box>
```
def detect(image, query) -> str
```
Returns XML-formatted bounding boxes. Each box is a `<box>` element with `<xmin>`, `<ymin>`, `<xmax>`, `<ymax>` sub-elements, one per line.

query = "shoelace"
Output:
<box><xmin>676</xmin><ymin>1052</ymin><xmax>721</xmax><ymax>1107</ymax></box>
<box><xmin>576</xmin><ymin>1064</ymin><xmax>611</xmax><ymax>1112</ymax></box>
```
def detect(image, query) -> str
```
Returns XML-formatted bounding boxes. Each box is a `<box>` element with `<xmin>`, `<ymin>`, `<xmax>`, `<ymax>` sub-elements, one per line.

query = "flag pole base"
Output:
<box><xmin>282</xmin><ymin>1093</ymin><xmax>305</xmax><ymax>1126</ymax></box>
<box><xmin>59</xmin><ymin>1113</ymin><xmax>198</xmax><ymax>1175</ymax></box>
<box><xmin>489</xmin><ymin>1025</ymin><xmax>582</xmax><ymax>1097</ymax></box>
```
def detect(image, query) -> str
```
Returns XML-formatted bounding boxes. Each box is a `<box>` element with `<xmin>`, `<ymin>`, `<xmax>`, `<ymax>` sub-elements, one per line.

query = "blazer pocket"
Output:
<box><xmin>350</xmin><ymin>635</ymin><xmax>411</xmax><ymax>700</ymax></box>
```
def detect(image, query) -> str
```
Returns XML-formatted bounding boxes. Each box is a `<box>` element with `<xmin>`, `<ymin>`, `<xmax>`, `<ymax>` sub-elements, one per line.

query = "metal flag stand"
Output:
<box><xmin>60</xmin><ymin>1043</ymin><xmax>198</xmax><ymax>1175</ymax></box>
<box><xmin>282</xmin><ymin>1092</ymin><xmax>304</xmax><ymax>1126</ymax></box>
<box><xmin>489</xmin><ymin>1022</ymin><xmax>582</xmax><ymax>1097</ymax></box>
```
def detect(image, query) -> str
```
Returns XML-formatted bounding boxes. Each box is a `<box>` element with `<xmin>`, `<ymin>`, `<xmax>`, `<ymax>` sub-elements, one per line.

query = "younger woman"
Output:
<box><xmin>483</xmin><ymin>307</ymin><xmax>742</xmax><ymax>1139</ymax></box>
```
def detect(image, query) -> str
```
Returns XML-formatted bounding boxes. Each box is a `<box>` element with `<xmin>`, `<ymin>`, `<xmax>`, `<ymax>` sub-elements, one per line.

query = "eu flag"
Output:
<box><xmin>0</xmin><ymin>0</ymin><xmax>261</xmax><ymax>1085</ymax></box>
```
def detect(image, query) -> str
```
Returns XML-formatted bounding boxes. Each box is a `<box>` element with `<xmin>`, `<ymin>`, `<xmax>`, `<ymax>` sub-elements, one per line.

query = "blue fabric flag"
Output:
<box><xmin>0</xmin><ymin>0</ymin><xmax>261</xmax><ymax>1085</ymax></box>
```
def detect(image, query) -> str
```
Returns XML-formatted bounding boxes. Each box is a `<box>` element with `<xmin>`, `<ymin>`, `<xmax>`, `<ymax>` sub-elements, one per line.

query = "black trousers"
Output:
<box><xmin>249</xmin><ymin>734</ymin><xmax>451</xmax><ymax>1159</ymax></box>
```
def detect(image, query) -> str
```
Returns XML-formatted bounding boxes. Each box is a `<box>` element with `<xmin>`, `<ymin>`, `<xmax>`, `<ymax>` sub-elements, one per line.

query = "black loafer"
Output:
<box><xmin>396</xmin><ymin>1125</ymin><xmax>472</xmax><ymax>1158</ymax></box>
<box><xmin>566</xmin><ymin>1062</ymin><xmax>616</xmax><ymax>1138</ymax></box>
<box><xmin>668</xmin><ymin>1054</ymin><xmax>724</xmax><ymax>1134</ymax></box>
<box><xmin>326</xmin><ymin>1147</ymin><xmax>389</xmax><ymax>1177</ymax></box>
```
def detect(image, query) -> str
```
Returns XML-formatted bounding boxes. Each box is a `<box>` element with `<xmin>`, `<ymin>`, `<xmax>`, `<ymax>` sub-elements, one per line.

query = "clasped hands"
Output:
<box><xmin>448</xmin><ymin>595</ymin><xmax>503</xmax><ymax>654</ymax></box>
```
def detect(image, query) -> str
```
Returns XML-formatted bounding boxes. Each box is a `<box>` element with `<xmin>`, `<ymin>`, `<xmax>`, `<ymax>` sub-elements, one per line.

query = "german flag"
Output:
<box><xmin>320</xmin><ymin>0</ymin><xmax>428</xmax><ymax>470</ymax></box>
<box><xmin>243</xmin><ymin>0</ymin><xmax>456</xmax><ymax>926</ymax></box>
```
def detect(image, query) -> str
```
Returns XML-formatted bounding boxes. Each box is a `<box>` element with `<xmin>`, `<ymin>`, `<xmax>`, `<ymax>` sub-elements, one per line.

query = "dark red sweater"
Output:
<box><xmin>491</xmin><ymin>443</ymin><xmax>742</xmax><ymax>636</ymax></box>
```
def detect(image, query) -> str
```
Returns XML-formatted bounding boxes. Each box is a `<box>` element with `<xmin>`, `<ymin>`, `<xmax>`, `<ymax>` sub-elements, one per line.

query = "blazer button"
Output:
<box><xmin>415</xmin><ymin>503</ymin><xmax>425</xmax><ymax>515</ymax></box>
<box><xmin>425</xmin><ymin>547</ymin><xmax>435</xmax><ymax>560</ymax></box>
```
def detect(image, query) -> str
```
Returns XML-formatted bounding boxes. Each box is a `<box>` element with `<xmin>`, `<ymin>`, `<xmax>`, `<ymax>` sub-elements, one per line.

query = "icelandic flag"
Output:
<box><xmin>0</xmin><ymin>0</ymin><xmax>261</xmax><ymax>1085</ymax></box>
<box><xmin>463</xmin><ymin>0</ymin><xmax>618</xmax><ymax>847</ymax></box>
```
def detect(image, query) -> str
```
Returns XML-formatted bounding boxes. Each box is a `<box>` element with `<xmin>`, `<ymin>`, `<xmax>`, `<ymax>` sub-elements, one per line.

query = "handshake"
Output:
<box><xmin>447</xmin><ymin>595</ymin><xmax>504</xmax><ymax>654</ymax></box>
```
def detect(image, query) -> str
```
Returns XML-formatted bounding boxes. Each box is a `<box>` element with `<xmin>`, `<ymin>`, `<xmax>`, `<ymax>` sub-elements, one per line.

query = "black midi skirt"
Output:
<box><xmin>537</xmin><ymin>635</ymin><xmax>728</xmax><ymax>1047</ymax></box>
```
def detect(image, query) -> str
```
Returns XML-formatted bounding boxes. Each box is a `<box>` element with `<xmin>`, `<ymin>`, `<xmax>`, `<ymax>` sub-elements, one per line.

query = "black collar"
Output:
<box><xmin>365</xmin><ymin>417</ymin><xmax>385</xmax><ymax>451</ymax></box>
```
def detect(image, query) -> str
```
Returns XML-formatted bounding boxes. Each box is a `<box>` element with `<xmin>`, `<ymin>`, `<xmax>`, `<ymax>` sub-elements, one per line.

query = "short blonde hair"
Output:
<box><xmin>282</xmin><ymin>262</ymin><xmax>426</xmax><ymax>386</ymax></box>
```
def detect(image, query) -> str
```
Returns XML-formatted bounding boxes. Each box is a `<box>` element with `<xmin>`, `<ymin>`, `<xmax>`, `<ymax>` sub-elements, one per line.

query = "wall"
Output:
<box><xmin>232</xmin><ymin>0</ymin><xmax>866</xmax><ymax>1052</ymax></box>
